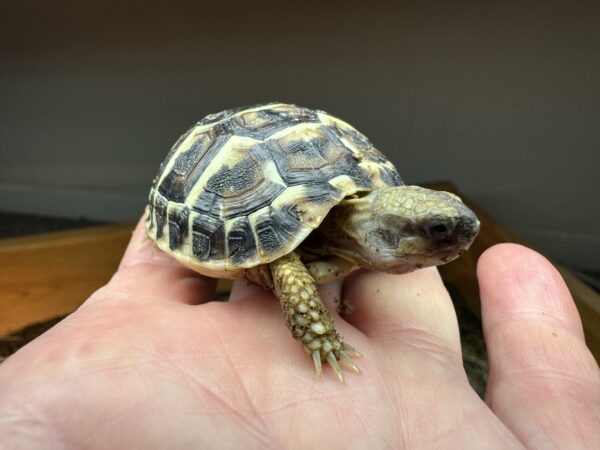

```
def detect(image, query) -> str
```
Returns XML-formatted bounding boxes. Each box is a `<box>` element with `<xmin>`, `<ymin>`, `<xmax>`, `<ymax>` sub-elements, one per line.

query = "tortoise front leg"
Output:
<box><xmin>305</xmin><ymin>256</ymin><xmax>357</xmax><ymax>285</ymax></box>
<box><xmin>270</xmin><ymin>252</ymin><xmax>360</xmax><ymax>382</ymax></box>
<box><xmin>306</xmin><ymin>256</ymin><xmax>357</xmax><ymax>315</ymax></box>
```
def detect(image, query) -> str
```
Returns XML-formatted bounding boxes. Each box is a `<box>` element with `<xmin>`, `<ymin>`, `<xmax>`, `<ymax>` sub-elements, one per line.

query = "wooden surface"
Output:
<box><xmin>0</xmin><ymin>223</ymin><xmax>230</xmax><ymax>336</ymax></box>
<box><xmin>0</xmin><ymin>225</ymin><xmax>132</xmax><ymax>335</ymax></box>
<box><xmin>1</xmin><ymin>184</ymin><xmax>599</xmax><ymax>363</ymax></box>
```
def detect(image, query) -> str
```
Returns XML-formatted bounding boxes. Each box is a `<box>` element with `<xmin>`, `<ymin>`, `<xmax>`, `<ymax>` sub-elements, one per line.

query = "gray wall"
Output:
<box><xmin>1</xmin><ymin>1</ymin><xmax>599</xmax><ymax>271</ymax></box>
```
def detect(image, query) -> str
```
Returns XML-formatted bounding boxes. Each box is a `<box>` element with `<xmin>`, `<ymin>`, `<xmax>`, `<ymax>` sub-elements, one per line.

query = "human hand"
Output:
<box><xmin>1</xmin><ymin>219</ymin><xmax>598</xmax><ymax>449</ymax></box>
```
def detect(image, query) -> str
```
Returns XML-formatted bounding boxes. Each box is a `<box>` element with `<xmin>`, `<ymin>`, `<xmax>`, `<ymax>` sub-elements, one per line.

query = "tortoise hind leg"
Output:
<box><xmin>270</xmin><ymin>252</ymin><xmax>360</xmax><ymax>382</ymax></box>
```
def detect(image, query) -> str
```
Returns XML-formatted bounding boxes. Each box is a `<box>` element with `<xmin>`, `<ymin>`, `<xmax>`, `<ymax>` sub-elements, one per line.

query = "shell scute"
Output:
<box><xmin>158</xmin><ymin>131</ymin><xmax>219</xmax><ymax>203</ymax></box>
<box><xmin>197</xmin><ymin>106</ymin><xmax>247</xmax><ymax>126</ymax></box>
<box><xmin>204</xmin><ymin>151</ymin><xmax>262</xmax><ymax>198</ymax></box>
<box><xmin>269</xmin><ymin>127</ymin><xmax>357</xmax><ymax>186</ymax></box>
<box><xmin>191</xmin><ymin>214</ymin><xmax>225</xmax><ymax>262</ymax></box>
<box><xmin>253</xmin><ymin>206</ymin><xmax>305</xmax><ymax>259</ymax></box>
<box><xmin>158</xmin><ymin>138</ymin><xmax>204</xmax><ymax>202</ymax></box>
<box><xmin>332</xmin><ymin>123</ymin><xmax>373</xmax><ymax>152</ymax></box>
<box><xmin>194</xmin><ymin>144</ymin><xmax>287</xmax><ymax>220</ymax></box>
<box><xmin>227</xmin><ymin>216</ymin><xmax>259</xmax><ymax>267</ymax></box>
<box><xmin>232</xmin><ymin>104</ymin><xmax>319</xmax><ymax>140</ymax></box>
<box><xmin>168</xmin><ymin>205</ymin><xmax>189</xmax><ymax>250</ymax></box>
<box><xmin>379</xmin><ymin>165</ymin><xmax>403</xmax><ymax>186</ymax></box>
<box><xmin>153</xmin><ymin>194</ymin><xmax>168</xmax><ymax>240</ymax></box>
<box><xmin>147</xmin><ymin>103</ymin><xmax>402</xmax><ymax>276</ymax></box>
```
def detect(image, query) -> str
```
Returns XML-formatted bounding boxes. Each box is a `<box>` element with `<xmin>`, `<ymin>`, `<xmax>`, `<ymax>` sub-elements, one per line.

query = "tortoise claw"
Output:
<box><xmin>326</xmin><ymin>351</ymin><xmax>345</xmax><ymax>384</ymax></box>
<box><xmin>342</xmin><ymin>343</ymin><xmax>362</xmax><ymax>357</ymax></box>
<box><xmin>311</xmin><ymin>345</ymin><xmax>362</xmax><ymax>382</ymax></box>
<box><xmin>340</xmin><ymin>350</ymin><xmax>362</xmax><ymax>374</ymax></box>
<box><xmin>312</xmin><ymin>350</ymin><xmax>322</xmax><ymax>377</ymax></box>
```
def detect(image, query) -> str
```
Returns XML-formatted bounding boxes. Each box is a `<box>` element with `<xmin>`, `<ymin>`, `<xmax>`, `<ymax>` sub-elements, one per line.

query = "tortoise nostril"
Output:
<box><xmin>422</xmin><ymin>219</ymin><xmax>454</xmax><ymax>241</ymax></box>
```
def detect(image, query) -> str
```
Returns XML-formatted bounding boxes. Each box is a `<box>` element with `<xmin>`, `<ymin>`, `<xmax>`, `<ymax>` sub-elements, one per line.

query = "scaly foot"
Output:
<box><xmin>270</xmin><ymin>252</ymin><xmax>361</xmax><ymax>382</ymax></box>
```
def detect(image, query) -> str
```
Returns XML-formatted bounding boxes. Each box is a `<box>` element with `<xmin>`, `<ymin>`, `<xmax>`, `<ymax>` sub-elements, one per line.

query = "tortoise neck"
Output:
<box><xmin>300</xmin><ymin>190</ymin><xmax>379</xmax><ymax>266</ymax></box>
<box><xmin>302</xmin><ymin>185</ymin><xmax>440</xmax><ymax>268</ymax></box>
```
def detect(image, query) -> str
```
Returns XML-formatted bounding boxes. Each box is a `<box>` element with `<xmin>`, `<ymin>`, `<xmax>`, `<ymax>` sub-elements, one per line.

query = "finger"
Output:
<box><xmin>317</xmin><ymin>278</ymin><xmax>344</xmax><ymax>315</ymax></box>
<box><xmin>229</xmin><ymin>272</ymin><xmax>343</xmax><ymax>315</ymax></box>
<box><xmin>479</xmin><ymin>243</ymin><xmax>600</xmax><ymax>449</ymax></box>
<box><xmin>228</xmin><ymin>274</ymin><xmax>350</xmax><ymax>366</ymax></box>
<box><xmin>342</xmin><ymin>268</ymin><xmax>463</xmax><ymax>358</ymax></box>
<box><xmin>229</xmin><ymin>279</ymin><xmax>269</xmax><ymax>303</ymax></box>
<box><xmin>119</xmin><ymin>216</ymin><xmax>183</xmax><ymax>271</ymax></box>
<box><xmin>226</xmin><ymin>280</ymin><xmax>298</xmax><ymax>353</ymax></box>
<box><xmin>100</xmin><ymin>216</ymin><xmax>216</xmax><ymax>305</ymax></box>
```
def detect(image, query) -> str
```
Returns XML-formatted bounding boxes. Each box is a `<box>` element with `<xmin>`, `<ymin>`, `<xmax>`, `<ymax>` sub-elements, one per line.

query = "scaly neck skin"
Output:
<box><xmin>302</xmin><ymin>185</ymin><xmax>480</xmax><ymax>274</ymax></box>
<box><xmin>310</xmin><ymin>195</ymin><xmax>373</xmax><ymax>263</ymax></box>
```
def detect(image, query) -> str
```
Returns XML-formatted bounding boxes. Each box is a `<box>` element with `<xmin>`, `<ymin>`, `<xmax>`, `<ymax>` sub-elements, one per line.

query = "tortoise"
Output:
<box><xmin>145</xmin><ymin>102</ymin><xmax>480</xmax><ymax>382</ymax></box>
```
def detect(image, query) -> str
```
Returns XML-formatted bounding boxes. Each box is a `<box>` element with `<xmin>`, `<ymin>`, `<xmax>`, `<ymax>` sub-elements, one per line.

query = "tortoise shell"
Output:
<box><xmin>145</xmin><ymin>103</ymin><xmax>403</xmax><ymax>278</ymax></box>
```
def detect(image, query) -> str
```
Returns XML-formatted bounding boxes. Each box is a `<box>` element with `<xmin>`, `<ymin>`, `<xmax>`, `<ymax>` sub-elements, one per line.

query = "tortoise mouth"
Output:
<box><xmin>362</xmin><ymin>232</ymin><xmax>477</xmax><ymax>273</ymax></box>
<box><xmin>314</xmin><ymin>217</ymin><xmax>479</xmax><ymax>274</ymax></box>
<box><xmin>372</xmin><ymin>251</ymin><xmax>466</xmax><ymax>274</ymax></box>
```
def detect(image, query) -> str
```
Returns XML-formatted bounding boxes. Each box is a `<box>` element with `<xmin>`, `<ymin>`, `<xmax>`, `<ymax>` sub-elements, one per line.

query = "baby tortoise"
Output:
<box><xmin>145</xmin><ymin>103</ymin><xmax>480</xmax><ymax>382</ymax></box>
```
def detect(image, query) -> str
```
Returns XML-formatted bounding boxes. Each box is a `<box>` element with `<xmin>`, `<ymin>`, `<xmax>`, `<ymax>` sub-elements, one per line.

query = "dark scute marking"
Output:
<box><xmin>255</xmin><ymin>206</ymin><xmax>302</xmax><ymax>255</ymax></box>
<box><xmin>278</xmin><ymin>201</ymin><xmax>302</xmax><ymax>222</ymax></box>
<box><xmin>302</xmin><ymin>182</ymin><xmax>345</xmax><ymax>206</ymax></box>
<box><xmin>378</xmin><ymin>166</ymin><xmax>403</xmax><ymax>186</ymax></box>
<box><xmin>256</xmin><ymin>208</ymin><xmax>301</xmax><ymax>253</ymax></box>
<box><xmin>332</xmin><ymin>125</ymin><xmax>373</xmax><ymax>151</ymax></box>
<box><xmin>220</xmin><ymin>182</ymin><xmax>285</xmax><ymax>220</ymax></box>
<box><xmin>209</xmin><ymin>225</ymin><xmax>226</xmax><ymax>259</ymax></box>
<box><xmin>168</xmin><ymin>206</ymin><xmax>190</xmax><ymax>250</ymax></box>
<box><xmin>319</xmin><ymin>126</ymin><xmax>352</xmax><ymax>161</ymax></box>
<box><xmin>329</xmin><ymin>124</ymin><xmax>393</xmax><ymax>167</ymax></box>
<box><xmin>227</xmin><ymin>217</ymin><xmax>257</xmax><ymax>266</ymax></box>
<box><xmin>191</xmin><ymin>191</ymin><xmax>220</xmax><ymax>218</ymax></box>
<box><xmin>158</xmin><ymin>136</ymin><xmax>205</xmax><ymax>202</ymax></box>
<box><xmin>172</xmin><ymin>140</ymin><xmax>202</xmax><ymax>174</ymax></box>
<box><xmin>191</xmin><ymin>215</ymin><xmax>225</xmax><ymax>261</ymax></box>
<box><xmin>212</xmin><ymin>120</ymin><xmax>236</xmax><ymax>138</ymax></box>
<box><xmin>347</xmin><ymin>164</ymin><xmax>374</xmax><ymax>190</ymax></box>
<box><xmin>192</xmin><ymin>179</ymin><xmax>285</xmax><ymax>220</ymax></box>
<box><xmin>255</xmin><ymin>221</ymin><xmax>282</xmax><ymax>253</ymax></box>
<box><xmin>270</xmin><ymin>207</ymin><xmax>302</xmax><ymax>247</ymax></box>
<box><xmin>157</xmin><ymin>125</ymin><xmax>195</xmax><ymax>175</ymax></box>
<box><xmin>153</xmin><ymin>195</ymin><xmax>168</xmax><ymax>239</ymax></box>
<box><xmin>159</xmin><ymin>174</ymin><xmax>186</xmax><ymax>202</ymax></box>
<box><xmin>192</xmin><ymin>233</ymin><xmax>210</xmax><ymax>261</ymax></box>
<box><xmin>205</xmin><ymin>155</ymin><xmax>261</xmax><ymax>198</ymax></box>
<box><xmin>232</xmin><ymin>105</ymin><xmax>319</xmax><ymax>140</ymax></box>
<box><xmin>268</xmin><ymin>131</ymin><xmax>358</xmax><ymax>186</ymax></box>
<box><xmin>184</xmin><ymin>129</ymin><xmax>234</xmax><ymax>195</ymax></box>
<box><xmin>363</xmin><ymin>146</ymin><xmax>391</xmax><ymax>165</ymax></box>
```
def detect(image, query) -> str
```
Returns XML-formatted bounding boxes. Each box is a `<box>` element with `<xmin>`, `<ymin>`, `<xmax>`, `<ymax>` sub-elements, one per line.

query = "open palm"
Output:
<box><xmin>1</xmin><ymin>219</ymin><xmax>598</xmax><ymax>449</ymax></box>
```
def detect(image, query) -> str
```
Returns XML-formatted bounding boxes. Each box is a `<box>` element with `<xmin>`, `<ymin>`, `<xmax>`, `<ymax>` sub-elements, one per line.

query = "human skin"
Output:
<box><xmin>0</xmin><ymin>219</ymin><xmax>598</xmax><ymax>449</ymax></box>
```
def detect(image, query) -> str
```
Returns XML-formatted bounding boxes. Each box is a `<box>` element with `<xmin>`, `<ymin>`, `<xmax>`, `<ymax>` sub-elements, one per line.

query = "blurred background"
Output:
<box><xmin>1</xmin><ymin>0</ymin><xmax>599</xmax><ymax>273</ymax></box>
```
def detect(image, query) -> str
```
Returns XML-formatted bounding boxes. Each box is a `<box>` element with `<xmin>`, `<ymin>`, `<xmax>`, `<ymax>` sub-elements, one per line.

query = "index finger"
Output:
<box><xmin>119</xmin><ymin>215</ymin><xmax>185</xmax><ymax>270</ymax></box>
<box><xmin>479</xmin><ymin>244</ymin><xmax>600</xmax><ymax>449</ymax></box>
<box><xmin>108</xmin><ymin>216</ymin><xmax>216</xmax><ymax>305</ymax></box>
<box><xmin>342</xmin><ymin>267</ymin><xmax>463</xmax><ymax>360</ymax></box>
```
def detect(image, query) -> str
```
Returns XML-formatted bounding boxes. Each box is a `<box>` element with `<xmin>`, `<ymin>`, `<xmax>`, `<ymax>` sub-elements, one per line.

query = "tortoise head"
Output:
<box><xmin>319</xmin><ymin>185</ymin><xmax>480</xmax><ymax>274</ymax></box>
